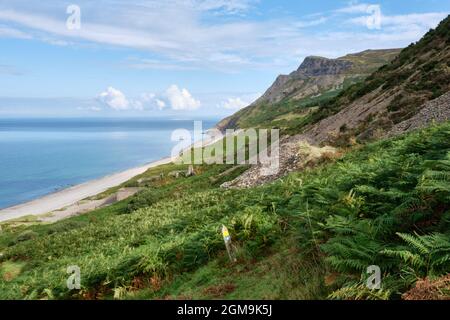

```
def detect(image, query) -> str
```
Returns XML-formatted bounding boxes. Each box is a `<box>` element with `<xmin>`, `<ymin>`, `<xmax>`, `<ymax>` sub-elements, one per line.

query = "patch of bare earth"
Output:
<box><xmin>202</xmin><ymin>284</ymin><xmax>236</xmax><ymax>298</ymax></box>
<box><xmin>402</xmin><ymin>275</ymin><xmax>450</xmax><ymax>300</ymax></box>
<box><xmin>221</xmin><ymin>137</ymin><xmax>338</xmax><ymax>189</ymax></box>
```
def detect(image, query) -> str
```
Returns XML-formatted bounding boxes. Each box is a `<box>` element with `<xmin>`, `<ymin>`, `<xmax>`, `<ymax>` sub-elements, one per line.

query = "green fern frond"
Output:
<box><xmin>396</xmin><ymin>232</ymin><xmax>430</xmax><ymax>255</ymax></box>
<box><xmin>381</xmin><ymin>249</ymin><xmax>426</xmax><ymax>268</ymax></box>
<box><xmin>328</xmin><ymin>283</ymin><xmax>391</xmax><ymax>300</ymax></box>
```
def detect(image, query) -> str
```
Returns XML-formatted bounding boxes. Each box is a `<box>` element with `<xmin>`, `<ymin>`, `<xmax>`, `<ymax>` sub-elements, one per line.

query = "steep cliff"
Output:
<box><xmin>217</xmin><ymin>49</ymin><xmax>400</xmax><ymax>131</ymax></box>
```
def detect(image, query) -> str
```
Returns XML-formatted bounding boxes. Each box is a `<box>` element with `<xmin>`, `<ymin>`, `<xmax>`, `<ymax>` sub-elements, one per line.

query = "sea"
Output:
<box><xmin>0</xmin><ymin>117</ymin><xmax>218</xmax><ymax>209</ymax></box>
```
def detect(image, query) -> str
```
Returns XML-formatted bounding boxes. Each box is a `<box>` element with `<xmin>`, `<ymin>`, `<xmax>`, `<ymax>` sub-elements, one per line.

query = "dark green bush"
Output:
<box><xmin>127</xmin><ymin>189</ymin><xmax>165</xmax><ymax>212</ymax></box>
<box><xmin>14</xmin><ymin>230</ymin><xmax>39</xmax><ymax>244</ymax></box>
<box><xmin>45</xmin><ymin>220</ymin><xmax>88</xmax><ymax>235</ymax></box>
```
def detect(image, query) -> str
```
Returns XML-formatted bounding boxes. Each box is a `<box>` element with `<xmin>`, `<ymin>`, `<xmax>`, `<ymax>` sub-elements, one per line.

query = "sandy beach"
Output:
<box><xmin>0</xmin><ymin>129</ymin><xmax>227</xmax><ymax>223</ymax></box>
<box><xmin>0</xmin><ymin>157</ymin><xmax>172</xmax><ymax>223</ymax></box>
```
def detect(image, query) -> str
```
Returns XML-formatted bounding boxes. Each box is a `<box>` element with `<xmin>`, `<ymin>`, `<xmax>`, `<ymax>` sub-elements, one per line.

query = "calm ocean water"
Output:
<box><xmin>0</xmin><ymin>118</ymin><xmax>217</xmax><ymax>209</ymax></box>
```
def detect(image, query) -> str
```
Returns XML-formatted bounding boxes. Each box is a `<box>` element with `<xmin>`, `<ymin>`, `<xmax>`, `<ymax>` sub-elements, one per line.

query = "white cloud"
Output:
<box><xmin>139</xmin><ymin>92</ymin><xmax>165</xmax><ymax>110</ymax></box>
<box><xmin>97</xmin><ymin>86</ymin><xmax>199</xmax><ymax>112</ymax></box>
<box><xmin>0</xmin><ymin>1</ymin><xmax>447</xmax><ymax>73</ymax></box>
<box><xmin>350</xmin><ymin>12</ymin><xmax>448</xmax><ymax>30</ymax></box>
<box><xmin>220</xmin><ymin>97</ymin><xmax>248</xmax><ymax>110</ymax></box>
<box><xmin>133</xmin><ymin>100</ymin><xmax>144</xmax><ymax>111</ymax></box>
<box><xmin>337</xmin><ymin>3</ymin><xmax>448</xmax><ymax>32</ymax></box>
<box><xmin>126</xmin><ymin>58</ymin><xmax>196</xmax><ymax>71</ymax></box>
<box><xmin>0</xmin><ymin>25</ymin><xmax>32</xmax><ymax>39</ymax></box>
<box><xmin>194</xmin><ymin>0</ymin><xmax>256</xmax><ymax>14</ymax></box>
<box><xmin>156</xmin><ymin>99</ymin><xmax>166</xmax><ymax>110</ymax></box>
<box><xmin>336</xmin><ymin>3</ymin><xmax>372</xmax><ymax>14</ymax></box>
<box><xmin>76</xmin><ymin>105</ymin><xmax>102</xmax><ymax>112</ymax></box>
<box><xmin>294</xmin><ymin>17</ymin><xmax>328</xmax><ymax>28</ymax></box>
<box><xmin>140</xmin><ymin>92</ymin><xmax>156</xmax><ymax>102</ymax></box>
<box><xmin>165</xmin><ymin>85</ymin><xmax>201</xmax><ymax>111</ymax></box>
<box><xmin>219</xmin><ymin>93</ymin><xmax>261</xmax><ymax>110</ymax></box>
<box><xmin>98</xmin><ymin>87</ymin><xmax>130</xmax><ymax>110</ymax></box>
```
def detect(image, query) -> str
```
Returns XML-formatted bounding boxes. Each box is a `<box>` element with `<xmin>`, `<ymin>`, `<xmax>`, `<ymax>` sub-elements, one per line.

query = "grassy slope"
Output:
<box><xmin>339</xmin><ymin>49</ymin><xmax>401</xmax><ymax>74</ymax></box>
<box><xmin>0</xmin><ymin>16</ymin><xmax>448</xmax><ymax>301</ymax></box>
<box><xmin>138</xmin><ymin>122</ymin><xmax>450</xmax><ymax>300</ymax></box>
<box><xmin>1</xmin><ymin>122</ymin><xmax>449</xmax><ymax>299</ymax></box>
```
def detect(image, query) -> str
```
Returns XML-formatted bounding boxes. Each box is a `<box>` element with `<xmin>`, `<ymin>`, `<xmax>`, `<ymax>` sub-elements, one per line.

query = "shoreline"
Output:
<box><xmin>0</xmin><ymin>128</ymin><xmax>225</xmax><ymax>223</ymax></box>
<box><xmin>0</xmin><ymin>157</ymin><xmax>173</xmax><ymax>223</ymax></box>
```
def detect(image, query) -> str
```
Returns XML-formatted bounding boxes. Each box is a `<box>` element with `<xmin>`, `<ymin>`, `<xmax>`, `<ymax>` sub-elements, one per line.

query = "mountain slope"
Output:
<box><xmin>256</xmin><ymin>49</ymin><xmax>401</xmax><ymax>105</ymax></box>
<box><xmin>305</xmin><ymin>14</ymin><xmax>450</xmax><ymax>145</ymax></box>
<box><xmin>218</xmin><ymin>15</ymin><xmax>450</xmax><ymax>142</ymax></box>
<box><xmin>1</xmin><ymin>16</ymin><xmax>450</xmax><ymax>302</ymax></box>
<box><xmin>221</xmin><ymin>15</ymin><xmax>450</xmax><ymax>189</ymax></box>
<box><xmin>217</xmin><ymin>49</ymin><xmax>400</xmax><ymax>131</ymax></box>
<box><xmin>2</xmin><ymin>121</ymin><xmax>449</xmax><ymax>300</ymax></box>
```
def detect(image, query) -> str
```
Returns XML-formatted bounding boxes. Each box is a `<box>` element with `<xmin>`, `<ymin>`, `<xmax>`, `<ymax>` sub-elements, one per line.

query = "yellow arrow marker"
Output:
<box><xmin>222</xmin><ymin>225</ymin><xmax>230</xmax><ymax>239</ymax></box>
<box><xmin>221</xmin><ymin>225</ymin><xmax>236</xmax><ymax>262</ymax></box>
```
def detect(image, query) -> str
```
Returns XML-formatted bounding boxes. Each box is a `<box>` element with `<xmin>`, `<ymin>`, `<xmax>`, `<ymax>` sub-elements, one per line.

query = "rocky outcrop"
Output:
<box><xmin>221</xmin><ymin>136</ymin><xmax>337</xmax><ymax>189</ymax></box>
<box><xmin>221</xmin><ymin>135</ymin><xmax>301</xmax><ymax>188</ymax></box>
<box><xmin>387</xmin><ymin>92</ymin><xmax>450</xmax><ymax>137</ymax></box>
<box><xmin>252</xmin><ymin>56</ymin><xmax>353</xmax><ymax>106</ymax></box>
<box><xmin>252</xmin><ymin>74</ymin><xmax>291</xmax><ymax>105</ymax></box>
<box><xmin>216</xmin><ymin>49</ymin><xmax>400</xmax><ymax>131</ymax></box>
<box><xmin>293</xmin><ymin>56</ymin><xmax>353</xmax><ymax>77</ymax></box>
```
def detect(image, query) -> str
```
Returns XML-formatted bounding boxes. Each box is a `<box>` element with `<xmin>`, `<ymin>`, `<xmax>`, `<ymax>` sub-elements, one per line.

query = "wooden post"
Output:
<box><xmin>222</xmin><ymin>225</ymin><xmax>236</xmax><ymax>262</ymax></box>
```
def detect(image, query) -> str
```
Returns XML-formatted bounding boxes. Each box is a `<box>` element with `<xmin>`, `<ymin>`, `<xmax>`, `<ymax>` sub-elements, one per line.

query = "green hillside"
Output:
<box><xmin>310</xmin><ymin>15</ymin><xmax>450</xmax><ymax>143</ymax></box>
<box><xmin>1</xmin><ymin>16</ymin><xmax>449</xmax><ymax>301</ymax></box>
<box><xmin>218</xmin><ymin>16</ymin><xmax>449</xmax><ymax>141</ymax></box>
<box><xmin>1</xmin><ymin>122</ymin><xmax>449</xmax><ymax>300</ymax></box>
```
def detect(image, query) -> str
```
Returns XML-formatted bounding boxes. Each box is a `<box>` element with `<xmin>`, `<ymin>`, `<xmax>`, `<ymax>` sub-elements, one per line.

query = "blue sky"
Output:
<box><xmin>0</xmin><ymin>0</ymin><xmax>449</xmax><ymax>118</ymax></box>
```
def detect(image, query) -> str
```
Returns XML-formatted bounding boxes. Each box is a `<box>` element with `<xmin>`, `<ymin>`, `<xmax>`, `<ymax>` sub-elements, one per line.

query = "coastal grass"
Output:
<box><xmin>0</xmin><ymin>122</ymin><xmax>449</xmax><ymax>299</ymax></box>
<box><xmin>125</xmin><ymin>237</ymin><xmax>326</xmax><ymax>300</ymax></box>
<box><xmin>0</xmin><ymin>260</ymin><xmax>26</xmax><ymax>282</ymax></box>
